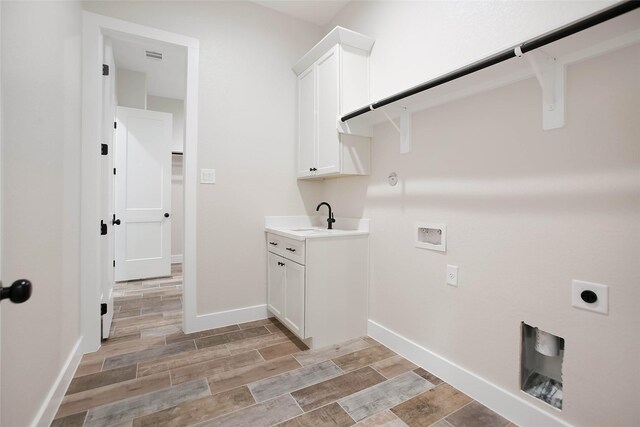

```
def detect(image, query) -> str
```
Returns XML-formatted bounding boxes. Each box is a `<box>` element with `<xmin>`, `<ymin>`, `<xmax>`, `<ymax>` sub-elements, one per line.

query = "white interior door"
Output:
<box><xmin>100</xmin><ymin>39</ymin><xmax>116</xmax><ymax>338</ymax></box>
<box><xmin>0</xmin><ymin>7</ymin><xmax>3</xmax><ymax>408</ymax></box>
<box><xmin>115</xmin><ymin>106</ymin><xmax>172</xmax><ymax>282</ymax></box>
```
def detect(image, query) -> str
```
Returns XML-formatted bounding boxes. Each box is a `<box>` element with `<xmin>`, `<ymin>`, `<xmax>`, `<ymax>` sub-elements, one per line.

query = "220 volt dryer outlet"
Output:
<box><xmin>572</xmin><ymin>279</ymin><xmax>608</xmax><ymax>314</ymax></box>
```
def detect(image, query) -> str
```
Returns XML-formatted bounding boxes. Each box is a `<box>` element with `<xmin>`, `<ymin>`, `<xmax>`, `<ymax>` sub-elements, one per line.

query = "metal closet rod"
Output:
<box><xmin>340</xmin><ymin>0</ymin><xmax>640</xmax><ymax>123</ymax></box>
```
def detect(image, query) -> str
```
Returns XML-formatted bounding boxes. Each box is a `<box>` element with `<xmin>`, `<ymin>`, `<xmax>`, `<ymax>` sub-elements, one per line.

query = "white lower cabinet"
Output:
<box><xmin>282</xmin><ymin>260</ymin><xmax>305</xmax><ymax>338</ymax></box>
<box><xmin>267</xmin><ymin>252</ymin><xmax>285</xmax><ymax>318</ymax></box>
<box><xmin>266</xmin><ymin>231</ymin><xmax>368</xmax><ymax>349</ymax></box>
<box><xmin>267</xmin><ymin>251</ymin><xmax>305</xmax><ymax>339</ymax></box>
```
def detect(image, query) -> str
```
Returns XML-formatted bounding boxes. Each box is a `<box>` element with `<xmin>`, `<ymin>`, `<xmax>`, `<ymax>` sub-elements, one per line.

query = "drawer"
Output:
<box><xmin>266</xmin><ymin>234</ymin><xmax>282</xmax><ymax>252</ymax></box>
<box><xmin>266</xmin><ymin>233</ymin><xmax>305</xmax><ymax>265</ymax></box>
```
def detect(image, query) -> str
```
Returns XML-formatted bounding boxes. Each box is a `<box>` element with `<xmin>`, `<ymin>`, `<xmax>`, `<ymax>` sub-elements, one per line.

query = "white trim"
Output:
<box><xmin>171</xmin><ymin>254</ymin><xmax>183</xmax><ymax>264</ymax></box>
<box><xmin>367</xmin><ymin>320</ymin><xmax>570</xmax><ymax>427</ymax></box>
<box><xmin>292</xmin><ymin>26</ymin><xmax>375</xmax><ymax>75</ymax></box>
<box><xmin>181</xmin><ymin>31</ymin><xmax>200</xmax><ymax>334</ymax></box>
<box><xmin>188</xmin><ymin>305</ymin><xmax>271</xmax><ymax>332</ymax></box>
<box><xmin>81</xmin><ymin>12</ymin><xmax>199</xmax><ymax>351</ymax></box>
<box><xmin>33</xmin><ymin>338</ymin><xmax>83</xmax><ymax>427</ymax></box>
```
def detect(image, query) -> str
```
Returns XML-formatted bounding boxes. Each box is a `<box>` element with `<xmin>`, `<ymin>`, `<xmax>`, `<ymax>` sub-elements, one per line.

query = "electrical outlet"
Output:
<box><xmin>447</xmin><ymin>265</ymin><xmax>458</xmax><ymax>287</ymax></box>
<box><xmin>572</xmin><ymin>279</ymin><xmax>608</xmax><ymax>314</ymax></box>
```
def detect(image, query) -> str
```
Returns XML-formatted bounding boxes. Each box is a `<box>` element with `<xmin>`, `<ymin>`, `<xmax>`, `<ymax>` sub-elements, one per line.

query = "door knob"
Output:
<box><xmin>0</xmin><ymin>279</ymin><xmax>32</xmax><ymax>304</ymax></box>
<box><xmin>164</xmin><ymin>213</ymin><xmax>170</xmax><ymax>218</ymax></box>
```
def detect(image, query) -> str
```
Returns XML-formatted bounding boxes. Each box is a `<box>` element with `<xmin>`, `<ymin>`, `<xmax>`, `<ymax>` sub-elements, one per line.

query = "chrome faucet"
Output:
<box><xmin>316</xmin><ymin>202</ymin><xmax>336</xmax><ymax>230</ymax></box>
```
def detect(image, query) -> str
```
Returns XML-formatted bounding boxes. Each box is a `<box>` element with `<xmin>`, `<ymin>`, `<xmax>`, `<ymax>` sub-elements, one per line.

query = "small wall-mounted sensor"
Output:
<box><xmin>200</xmin><ymin>169</ymin><xmax>216</xmax><ymax>184</ymax></box>
<box><xmin>415</xmin><ymin>223</ymin><xmax>446</xmax><ymax>252</ymax></box>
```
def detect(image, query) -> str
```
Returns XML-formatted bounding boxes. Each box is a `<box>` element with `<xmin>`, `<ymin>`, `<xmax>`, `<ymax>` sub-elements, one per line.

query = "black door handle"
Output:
<box><xmin>112</xmin><ymin>215</ymin><xmax>121</xmax><ymax>226</ymax></box>
<box><xmin>0</xmin><ymin>279</ymin><xmax>32</xmax><ymax>304</ymax></box>
<box><xmin>164</xmin><ymin>213</ymin><xmax>170</xmax><ymax>218</ymax></box>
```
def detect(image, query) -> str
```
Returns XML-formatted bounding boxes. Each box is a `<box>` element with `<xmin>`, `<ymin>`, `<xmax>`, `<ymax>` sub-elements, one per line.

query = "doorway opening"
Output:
<box><xmin>107</xmin><ymin>32</ymin><xmax>187</xmax><ymax>337</ymax></box>
<box><xmin>82</xmin><ymin>12</ymin><xmax>200</xmax><ymax>353</ymax></box>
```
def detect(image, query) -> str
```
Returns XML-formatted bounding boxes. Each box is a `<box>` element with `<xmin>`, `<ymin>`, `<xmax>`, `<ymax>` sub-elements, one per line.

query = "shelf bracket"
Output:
<box><xmin>516</xmin><ymin>47</ymin><xmax>565</xmax><ymax>130</ymax></box>
<box><xmin>381</xmin><ymin>107</ymin><xmax>412</xmax><ymax>154</ymax></box>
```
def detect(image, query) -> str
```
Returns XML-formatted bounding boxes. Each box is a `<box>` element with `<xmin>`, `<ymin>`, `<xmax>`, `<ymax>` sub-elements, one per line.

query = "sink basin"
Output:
<box><xmin>290</xmin><ymin>227</ymin><xmax>334</xmax><ymax>234</ymax></box>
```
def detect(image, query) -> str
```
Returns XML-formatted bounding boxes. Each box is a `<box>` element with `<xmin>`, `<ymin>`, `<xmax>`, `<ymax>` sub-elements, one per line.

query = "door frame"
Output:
<box><xmin>0</xmin><ymin>1</ymin><xmax>3</xmax><ymax>414</ymax></box>
<box><xmin>81</xmin><ymin>12</ymin><xmax>200</xmax><ymax>352</ymax></box>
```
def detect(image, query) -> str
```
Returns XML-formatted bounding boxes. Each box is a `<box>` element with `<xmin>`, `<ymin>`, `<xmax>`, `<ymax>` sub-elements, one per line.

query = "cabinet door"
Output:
<box><xmin>297</xmin><ymin>64</ymin><xmax>316</xmax><ymax>177</ymax></box>
<box><xmin>283</xmin><ymin>260</ymin><xmax>305</xmax><ymax>338</ymax></box>
<box><xmin>316</xmin><ymin>46</ymin><xmax>341</xmax><ymax>175</ymax></box>
<box><xmin>267</xmin><ymin>253</ymin><xmax>285</xmax><ymax>318</ymax></box>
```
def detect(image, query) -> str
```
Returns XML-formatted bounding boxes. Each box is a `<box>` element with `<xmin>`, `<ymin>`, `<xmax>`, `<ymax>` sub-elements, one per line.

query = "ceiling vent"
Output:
<box><xmin>145</xmin><ymin>50</ymin><xmax>163</xmax><ymax>61</ymax></box>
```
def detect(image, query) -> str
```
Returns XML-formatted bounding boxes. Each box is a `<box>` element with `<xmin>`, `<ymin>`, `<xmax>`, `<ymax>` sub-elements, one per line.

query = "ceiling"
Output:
<box><xmin>108</xmin><ymin>1</ymin><xmax>351</xmax><ymax>99</ymax></box>
<box><xmin>109</xmin><ymin>34</ymin><xmax>187</xmax><ymax>100</ymax></box>
<box><xmin>252</xmin><ymin>0</ymin><xmax>351</xmax><ymax>26</ymax></box>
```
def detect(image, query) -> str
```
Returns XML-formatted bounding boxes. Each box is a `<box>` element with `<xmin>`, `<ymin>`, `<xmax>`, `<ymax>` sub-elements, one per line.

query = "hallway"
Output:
<box><xmin>52</xmin><ymin>267</ymin><xmax>513</xmax><ymax>426</ymax></box>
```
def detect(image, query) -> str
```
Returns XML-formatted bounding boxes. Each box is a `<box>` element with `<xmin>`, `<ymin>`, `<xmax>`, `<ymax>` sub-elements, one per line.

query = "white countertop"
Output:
<box><xmin>265</xmin><ymin>216</ymin><xmax>369</xmax><ymax>241</ymax></box>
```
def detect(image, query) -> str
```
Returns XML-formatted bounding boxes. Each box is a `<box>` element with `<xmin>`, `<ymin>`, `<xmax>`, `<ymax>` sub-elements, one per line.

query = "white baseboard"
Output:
<box><xmin>171</xmin><ymin>254</ymin><xmax>183</xmax><ymax>264</ymax></box>
<box><xmin>186</xmin><ymin>304</ymin><xmax>271</xmax><ymax>333</ymax></box>
<box><xmin>33</xmin><ymin>337</ymin><xmax>83</xmax><ymax>427</ymax></box>
<box><xmin>367</xmin><ymin>320</ymin><xmax>569</xmax><ymax>427</ymax></box>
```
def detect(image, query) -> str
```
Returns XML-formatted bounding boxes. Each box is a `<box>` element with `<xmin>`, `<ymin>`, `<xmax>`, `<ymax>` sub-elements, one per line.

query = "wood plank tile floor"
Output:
<box><xmin>52</xmin><ymin>265</ymin><xmax>517</xmax><ymax>427</ymax></box>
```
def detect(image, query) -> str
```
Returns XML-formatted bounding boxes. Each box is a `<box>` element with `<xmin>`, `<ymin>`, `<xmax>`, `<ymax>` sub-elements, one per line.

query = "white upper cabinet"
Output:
<box><xmin>293</xmin><ymin>27</ymin><xmax>375</xmax><ymax>179</ymax></box>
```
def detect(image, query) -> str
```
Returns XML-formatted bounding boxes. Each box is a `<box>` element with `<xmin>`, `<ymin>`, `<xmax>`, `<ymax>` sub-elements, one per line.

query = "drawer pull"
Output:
<box><xmin>269</xmin><ymin>242</ymin><xmax>278</xmax><ymax>246</ymax></box>
<box><xmin>285</xmin><ymin>247</ymin><xmax>296</xmax><ymax>252</ymax></box>
<box><xmin>277</xmin><ymin>261</ymin><xmax>285</xmax><ymax>266</ymax></box>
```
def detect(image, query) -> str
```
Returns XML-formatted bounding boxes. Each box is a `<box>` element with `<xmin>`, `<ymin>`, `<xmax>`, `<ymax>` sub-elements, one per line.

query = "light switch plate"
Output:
<box><xmin>200</xmin><ymin>169</ymin><xmax>216</xmax><ymax>184</ymax></box>
<box><xmin>572</xmin><ymin>279</ymin><xmax>608</xmax><ymax>314</ymax></box>
<box><xmin>447</xmin><ymin>265</ymin><xmax>458</xmax><ymax>287</ymax></box>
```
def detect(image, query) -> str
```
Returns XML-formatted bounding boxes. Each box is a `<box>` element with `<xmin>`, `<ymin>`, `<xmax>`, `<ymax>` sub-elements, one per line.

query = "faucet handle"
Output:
<box><xmin>328</xmin><ymin>213</ymin><xmax>336</xmax><ymax>224</ymax></box>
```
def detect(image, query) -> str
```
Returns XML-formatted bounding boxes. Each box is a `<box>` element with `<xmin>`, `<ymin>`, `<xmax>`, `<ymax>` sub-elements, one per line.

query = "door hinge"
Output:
<box><xmin>113</xmin><ymin>168</ymin><xmax>116</xmax><ymax>175</ymax></box>
<box><xmin>102</xmin><ymin>64</ymin><xmax>109</xmax><ymax>76</ymax></box>
<box><xmin>113</xmin><ymin>121</ymin><xmax>117</xmax><ymax>129</ymax></box>
<box><xmin>100</xmin><ymin>220</ymin><xmax>107</xmax><ymax>235</ymax></box>
<box><xmin>101</xmin><ymin>303</ymin><xmax>107</xmax><ymax>315</ymax></box>
<box><xmin>113</xmin><ymin>260</ymin><xmax>116</xmax><ymax>268</ymax></box>
<box><xmin>101</xmin><ymin>144</ymin><xmax>108</xmax><ymax>155</ymax></box>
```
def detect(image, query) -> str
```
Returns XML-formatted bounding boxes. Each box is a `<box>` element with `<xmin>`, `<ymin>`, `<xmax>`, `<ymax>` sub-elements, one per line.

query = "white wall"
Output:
<box><xmin>1</xmin><ymin>1</ymin><xmax>82</xmax><ymax>426</ymax></box>
<box><xmin>328</xmin><ymin>1</ymin><xmax>617</xmax><ymax>102</ymax></box>
<box><xmin>83</xmin><ymin>1</ymin><xmax>324</xmax><ymax>314</ymax></box>
<box><xmin>325</xmin><ymin>2</ymin><xmax>639</xmax><ymax>425</ymax></box>
<box><xmin>116</xmin><ymin>68</ymin><xmax>147</xmax><ymax>109</ymax></box>
<box><xmin>147</xmin><ymin>95</ymin><xmax>185</xmax><ymax>261</ymax></box>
